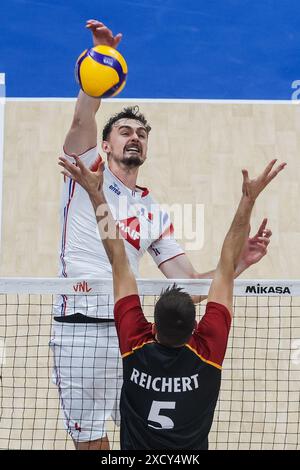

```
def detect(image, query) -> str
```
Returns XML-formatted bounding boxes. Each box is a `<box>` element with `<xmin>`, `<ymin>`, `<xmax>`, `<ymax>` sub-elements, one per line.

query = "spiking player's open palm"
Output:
<box><xmin>86</xmin><ymin>19</ymin><xmax>122</xmax><ymax>49</ymax></box>
<box><xmin>59</xmin><ymin>155</ymin><xmax>104</xmax><ymax>196</ymax></box>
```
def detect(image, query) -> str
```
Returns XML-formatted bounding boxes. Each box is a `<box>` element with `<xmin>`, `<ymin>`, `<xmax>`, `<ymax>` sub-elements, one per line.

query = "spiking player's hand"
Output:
<box><xmin>59</xmin><ymin>155</ymin><xmax>105</xmax><ymax>196</ymax></box>
<box><xmin>86</xmin><ymin>19</ymin><xmax>122</xmax><ymax>49</ymax></box>
<box><xmin>242</xmin><ymin>159</ymin><xmax>286</xmax><ymax>202</ymax></box>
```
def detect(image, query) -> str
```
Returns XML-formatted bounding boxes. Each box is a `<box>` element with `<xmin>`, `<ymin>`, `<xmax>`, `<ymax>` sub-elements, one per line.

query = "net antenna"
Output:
<box><xmin>0</xmin><ymin>73</ymin><xmax>5</xmax><ymax>251</ymax></box>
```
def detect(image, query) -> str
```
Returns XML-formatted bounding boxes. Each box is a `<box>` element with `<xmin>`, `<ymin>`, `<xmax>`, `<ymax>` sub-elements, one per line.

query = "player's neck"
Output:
<box><xmin>108</xmin><ymin>160</ymin><xmax>139</xmax><ymax>191</ymax></box>
<box><xmin>154</xmin><ymin>333</ymin><xmax>186</xmax><ymax>349</ymax></box>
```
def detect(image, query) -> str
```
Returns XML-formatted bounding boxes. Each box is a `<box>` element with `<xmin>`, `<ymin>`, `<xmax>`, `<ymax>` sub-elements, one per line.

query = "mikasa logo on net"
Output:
<box><xmin>245</xmin><ymin>284</ymin><xmax>291</xmax><ymax>294</ymax></box>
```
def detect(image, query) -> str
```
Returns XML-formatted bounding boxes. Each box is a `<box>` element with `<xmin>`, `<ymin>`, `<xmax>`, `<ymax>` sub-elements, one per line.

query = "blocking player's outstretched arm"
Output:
<box><xmin>207</xmin><ymin>159</ymin><xmax>286</xmax><ymax>315</ymax></box>
<box><xmin>64</xmin><ymin>20</ymin><xmax>122</xmax><ymax>156</ymax></box>
<box><xmin>58</xmin><ymin>155</ymin><xmax>138</xmax><ymax>303</ymax></box>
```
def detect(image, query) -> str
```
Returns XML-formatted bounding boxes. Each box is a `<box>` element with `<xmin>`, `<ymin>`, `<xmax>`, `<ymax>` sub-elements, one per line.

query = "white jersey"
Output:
<box><xmin>54</xmin><ymin>146</ymin><xmax>185</xmax><ymax>318</ymax></box>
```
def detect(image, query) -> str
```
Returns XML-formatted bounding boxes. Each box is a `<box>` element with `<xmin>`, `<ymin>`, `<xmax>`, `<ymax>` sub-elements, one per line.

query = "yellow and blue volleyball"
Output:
<box><xmin>75</xmin><ymin>45</ymin><xmax>128</xmax><ymax>98</ymax></box>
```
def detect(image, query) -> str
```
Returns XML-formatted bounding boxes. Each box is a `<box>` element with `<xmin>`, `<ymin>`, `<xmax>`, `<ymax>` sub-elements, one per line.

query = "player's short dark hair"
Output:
<box><xmin>154</xmin><ymin>284</ymin><xmax>196</xmax><ymax>347</ymax></box>
<box><xmin>102</xmin><ymin>106</ymin><xmax>151</xmax><ymax>141</ymax></box>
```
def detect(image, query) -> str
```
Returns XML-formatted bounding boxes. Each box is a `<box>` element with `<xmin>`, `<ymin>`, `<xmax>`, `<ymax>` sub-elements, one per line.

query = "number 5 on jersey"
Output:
<box><xmin>147</xmin><ymin>401</ymin><xmax>176</xmax><ymax>429</ymax></box>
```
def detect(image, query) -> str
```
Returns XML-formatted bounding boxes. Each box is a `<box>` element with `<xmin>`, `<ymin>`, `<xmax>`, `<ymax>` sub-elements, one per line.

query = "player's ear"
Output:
<box><xmin>102</xmin><ymin>141</ymin><xmax>111</xmax><ymax>153</ymax></box>
<box><xmin>152</xmin><ymin>323</ymin><xmax>157</xmax><ymax>336</ymax></box>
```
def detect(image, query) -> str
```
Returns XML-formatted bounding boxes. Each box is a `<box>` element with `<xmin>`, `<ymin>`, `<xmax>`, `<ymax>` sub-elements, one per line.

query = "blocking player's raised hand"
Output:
<box><xmin>242</xmin><ymin>159</ymin><xmax>286</xmax><ymax>202</ymax></box>
<box><xmin>59</xmin><ymin>155</ymin><xmax>105</xmax><ymax>196</ymax></box>
<box><xmin>86</xmin><ymin>19</ymin><xmax>122</xmax><ymax>49</ymax></box>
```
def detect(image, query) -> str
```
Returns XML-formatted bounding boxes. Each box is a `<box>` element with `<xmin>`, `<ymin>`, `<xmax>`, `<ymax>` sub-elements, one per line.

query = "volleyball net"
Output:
<box><xmin>0</xmin><ymin>278</ymin><xmax>299</xmax><ymax>450</ymax></box>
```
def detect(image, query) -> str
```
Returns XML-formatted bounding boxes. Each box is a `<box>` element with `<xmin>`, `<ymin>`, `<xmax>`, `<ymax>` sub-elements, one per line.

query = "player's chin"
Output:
<box><xmin>121</xmin><ymin>155</ymin><xmax>145</xmax><ymax>168</ymax></box>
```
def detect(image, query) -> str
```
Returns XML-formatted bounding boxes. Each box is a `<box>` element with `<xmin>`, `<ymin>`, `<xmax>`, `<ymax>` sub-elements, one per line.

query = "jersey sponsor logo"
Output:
<box><xmin>151</xmin><ymin>247</ymin><xmax>161</xmax><ymax>256</ymax></box>
<box><xmin>245</xmin><ymin>284</ymin><xmax>291</xmax><ymax>295</ymax></box>
<box><xmin>73</xmin><ymin>281</ymin><xmax>92</xmax><ymax>293</ymax></box>
<box><xmin>109</xmin><ymin>182</ymin><xmax>121</xmax><ymax>196</ymax></box>
<box><xmin>117</xmin><ymin>217</ymin><xmax>140</xmax><ymax>250</ymax></box>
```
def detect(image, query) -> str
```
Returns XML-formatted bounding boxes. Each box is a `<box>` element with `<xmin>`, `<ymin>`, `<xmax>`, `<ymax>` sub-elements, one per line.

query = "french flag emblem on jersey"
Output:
<box><xmin>139</xmin><ymin>206</ymin><xmax>153</xmax><ymax>223</ymax></box>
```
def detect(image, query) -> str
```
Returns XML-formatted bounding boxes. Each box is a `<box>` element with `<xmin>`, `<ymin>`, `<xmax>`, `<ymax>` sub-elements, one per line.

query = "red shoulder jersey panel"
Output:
<box><xmin>188</xmin><ymin>301</ymin><xmax>232</xmax><ymax>369</ymax></box>
<box><xmin>114</xmin><ymin>295</ymin><xmax>154</xmax><ymax>356</ymax></box>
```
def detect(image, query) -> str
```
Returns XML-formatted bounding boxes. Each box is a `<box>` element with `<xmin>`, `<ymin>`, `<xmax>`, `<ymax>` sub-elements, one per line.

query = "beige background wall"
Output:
<box><xmin>1</xmin><ymin>100</ymin><xmax>299</xmax><ymax>279</ymax></box>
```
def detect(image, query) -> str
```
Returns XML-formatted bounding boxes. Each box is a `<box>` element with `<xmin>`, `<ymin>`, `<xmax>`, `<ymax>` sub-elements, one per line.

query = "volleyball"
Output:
<box><xmin>75</xmin><ymin>45</ymin><xmax>128</xmax><ymax>98</ymax></box>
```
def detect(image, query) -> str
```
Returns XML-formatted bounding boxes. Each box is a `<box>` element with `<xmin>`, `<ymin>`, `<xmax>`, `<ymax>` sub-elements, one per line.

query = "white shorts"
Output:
<box><xmin>49</xmin><ymin>320</ymin><xmax>122</xmax><ymax>442</ymax></box>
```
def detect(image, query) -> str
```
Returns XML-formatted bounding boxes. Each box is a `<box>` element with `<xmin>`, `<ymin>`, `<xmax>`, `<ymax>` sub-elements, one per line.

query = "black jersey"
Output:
<box><xmin>114</xmin><ymin>295</ymin><xmax>231</xmax><ymax>450</ymax></box>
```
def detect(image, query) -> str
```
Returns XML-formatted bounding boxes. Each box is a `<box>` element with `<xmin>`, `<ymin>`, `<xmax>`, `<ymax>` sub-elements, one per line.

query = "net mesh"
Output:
<box><xmin>0</xmin><ymin>278</ymin><xmax>300</xmax><ymax>450</ymax></box>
